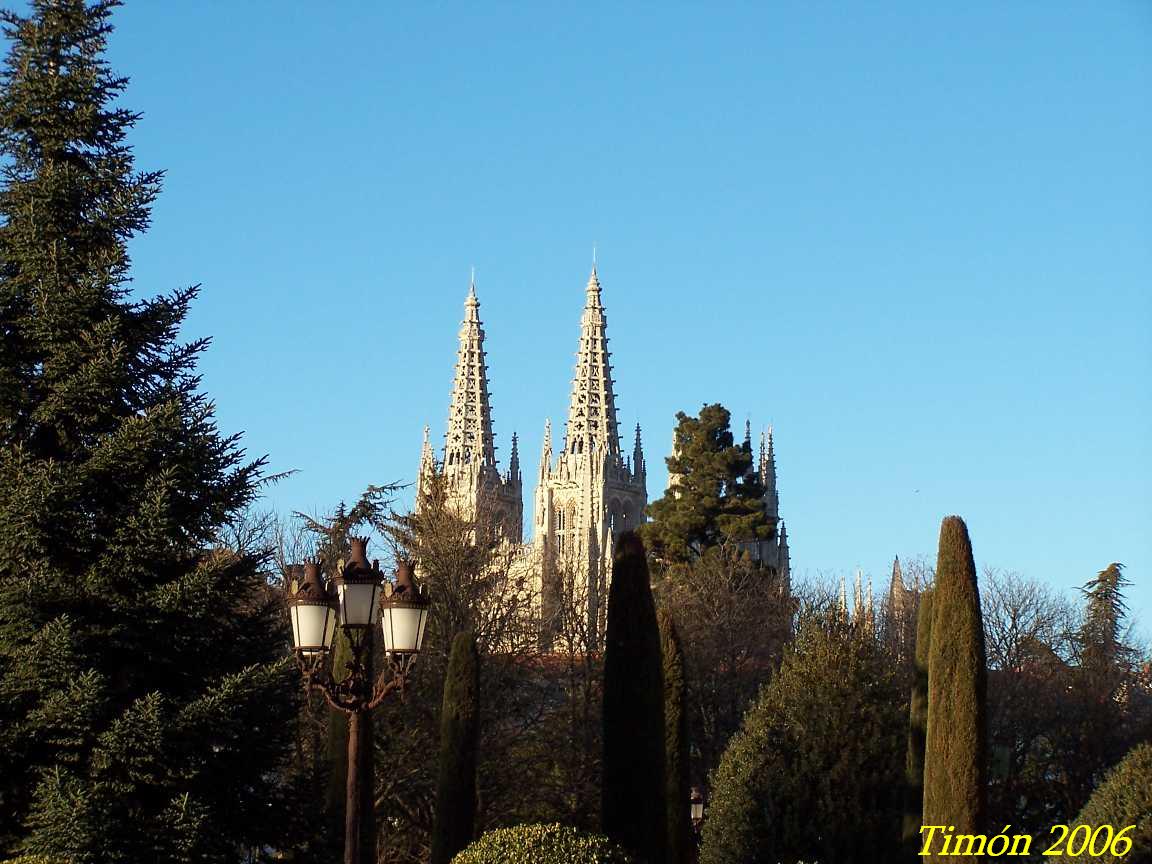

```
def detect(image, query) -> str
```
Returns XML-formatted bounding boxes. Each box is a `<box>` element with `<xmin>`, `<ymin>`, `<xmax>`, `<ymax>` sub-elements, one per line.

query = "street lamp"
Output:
<box><xmin>285</xmin><ymin>537</ymin><xmax>430</xmax><ymax>864</ymax></box>
<box><xmin>380</xmin><ymin>559</ymin><xmax>430</xmax><ymax>670</ymax></box>
<box><xmin>690</xmin><ymin>786</ymin><xmax>705</xmax><ymax>829</ymax></box>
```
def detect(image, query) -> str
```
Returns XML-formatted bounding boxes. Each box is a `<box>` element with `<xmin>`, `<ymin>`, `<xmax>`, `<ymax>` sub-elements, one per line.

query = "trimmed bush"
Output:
<box><xmin>451</xmin><ymin>823</ymin><xmax>633</xmax><ymax>864</ymax></box>
<box><xmin>1061</xmin><ymin>743</ymin><xmax>1152</xmax><ymax>864</ymax></box>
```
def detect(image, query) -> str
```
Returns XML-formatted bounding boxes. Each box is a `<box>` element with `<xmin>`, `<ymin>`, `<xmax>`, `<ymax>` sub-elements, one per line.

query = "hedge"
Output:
<box><xmin>451</xmin><ymin>823</ymin><xmax>633</xmax><ymax>864</ymax></box>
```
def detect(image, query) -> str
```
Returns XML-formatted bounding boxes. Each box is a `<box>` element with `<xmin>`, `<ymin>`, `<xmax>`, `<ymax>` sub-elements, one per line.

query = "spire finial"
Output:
<box><xmin>586</xmin><ymin>261</ymin><xmax>601</xmax><ymax>295</ymax></box>
<box><xmin>467</xmin><ymin>267</ymin><xmax>478</xmax><ymax>303</ymax></box>
<box><xmin>509</xmin><ymin>430</ymin><xmax>520</xmax><ymax>477</ymax></box>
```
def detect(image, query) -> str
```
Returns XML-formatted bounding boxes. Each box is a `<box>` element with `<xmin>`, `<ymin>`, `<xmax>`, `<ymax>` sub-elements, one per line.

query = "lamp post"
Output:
<box><xmin>690</xmin><ymin>784</ymin><xmax>705</xmax><ymax>830</ymax></box>
<box><xmin>286</xmin><ymin>537</ymin><xmax>430</xmax><ymax>864</ymax></box>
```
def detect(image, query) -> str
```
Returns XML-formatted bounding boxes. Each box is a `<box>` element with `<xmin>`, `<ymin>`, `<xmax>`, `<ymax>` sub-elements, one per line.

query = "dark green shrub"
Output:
<box><xmin>1061</xmin><ymin>743</ymin><xmax>1152</xmax><ymax>864</ymax></box>
<box><xmin>700</xmin><ymin>612</ymin><xmax>905</xmax><ymax>864</ymax></box>
<box><xmin>451</xmin><ymin>823</ymin><xmax>632</xmax><ymax>864</ymax></box>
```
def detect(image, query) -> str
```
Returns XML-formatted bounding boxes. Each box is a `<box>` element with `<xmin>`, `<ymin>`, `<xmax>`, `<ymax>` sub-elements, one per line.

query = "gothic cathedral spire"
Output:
<box><xmin>534</xmin><ymin>264</ymin><xmax>647</xmax><ymax>644</ymax></box>
<box><xmin>563</xmin><ymin>265</ymin><xmax>621</xmax><ymax>458</ymax></box>
<box><xmin>444</xmin><ymin>275</ymin><xmax>496</xmax><ymax>470</ymax></box>
<box><xmin>418</xmin><ymin>276</ymin><xmax>523</xmax><ymax>543</ymax></box>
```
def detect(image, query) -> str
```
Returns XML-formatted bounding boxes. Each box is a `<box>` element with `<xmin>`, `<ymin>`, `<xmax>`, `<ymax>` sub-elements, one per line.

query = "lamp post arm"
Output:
<box><xmin>366</xmin><ymin>674</ymin><xmax>404</xmax><ymax>711</ymax></box>
<box><xmin>302</xmin><ymin>666</ymin><xmax>362</xmax><ymax>715</ymax></box>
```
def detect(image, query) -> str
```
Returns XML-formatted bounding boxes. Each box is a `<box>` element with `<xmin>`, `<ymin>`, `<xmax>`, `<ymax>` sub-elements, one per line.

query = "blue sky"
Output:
<box><xmin>91</xmin><ymin>3</ymin><xmax>1150</xmax><ymax>624</ymax></box>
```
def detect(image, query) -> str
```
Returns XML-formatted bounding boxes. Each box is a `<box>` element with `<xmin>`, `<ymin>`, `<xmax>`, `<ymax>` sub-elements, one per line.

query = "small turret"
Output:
<box><xmin>507</xmin><ymin>431</ymin><xmax>521</xmax><ymax>487</ymax></box>
<box><xmin>777</xmin><ymin>519</ymin><xmax>791</xmax><ymax>593</ymax></box>
<box><xmin>888</xmin><ymin>555</ymin><xmax>907</xmax><ymax>618</ymax></box>
<box><xmin>667</xmin><ymin>426</ymin><xmax>683</xmax><ymax>492</ymax></box>
<box><xmin>632</xmin><ymin>423</ymin><xmax>645</xmax><ymax>481</ymax></box>
<box><xmin>539</xmin><ymin>418</ymin><xmax>553</xmax><ymax>481</ymax></box>
<box><xmin>759</xmin><ymin>426</ymin><xmax>779</xmax><ymax>523</ymax></box>
<box><xmin>742</xmin><ymin>419</ymin><xmax>757</xmax><ymax>484</ymax></box>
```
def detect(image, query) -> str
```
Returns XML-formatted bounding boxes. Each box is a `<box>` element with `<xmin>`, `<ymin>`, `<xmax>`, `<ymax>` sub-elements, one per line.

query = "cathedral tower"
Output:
<box><xmin>418</xmin><ymin>277</ymin><xmax>522</xmax><ymax>542</ymax></box>
<box><xmin>534</xmin><ymin>266</ymin><xmax>647</xmax><ymax>640</ymax></box>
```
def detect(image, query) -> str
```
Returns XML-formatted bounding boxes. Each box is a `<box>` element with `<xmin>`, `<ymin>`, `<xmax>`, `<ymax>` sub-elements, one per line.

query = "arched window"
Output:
<box><xmin>608</xmin><ymin>499</ymin><xmax>624</xmax><ymax>534</ymax></box>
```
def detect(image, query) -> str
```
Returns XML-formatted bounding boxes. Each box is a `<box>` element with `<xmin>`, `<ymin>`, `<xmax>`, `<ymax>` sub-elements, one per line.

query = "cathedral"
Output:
<box><xmin>417</xmin><ymin>264</ymin><xmax>788</xmax><ymax>641</ymax></box>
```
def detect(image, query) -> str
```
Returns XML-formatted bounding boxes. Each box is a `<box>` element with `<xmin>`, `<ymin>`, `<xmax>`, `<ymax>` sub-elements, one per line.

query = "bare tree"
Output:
<box><xmin>655</xmin><ymin>544</ymin><xmax>794</xmax><ymax>785</ymax></box>
<box><xmin>385</xmin><ymin>471</ymin><xmax>537</xmax><ymax>659</ymax></box>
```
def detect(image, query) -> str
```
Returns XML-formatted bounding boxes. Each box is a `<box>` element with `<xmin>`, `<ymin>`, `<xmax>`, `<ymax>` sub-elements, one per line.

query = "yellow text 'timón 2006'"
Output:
<box><xmin>919</xmin><ymin>824</ymin><xmax>1137</xmax><ymax>857</ymax></box>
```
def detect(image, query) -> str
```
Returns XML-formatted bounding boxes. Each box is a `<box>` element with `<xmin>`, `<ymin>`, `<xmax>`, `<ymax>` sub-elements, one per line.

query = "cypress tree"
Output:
<box><xmin>603</xmin><ymin>532</ymin><xmax>667</xmax><ymax>864</ymax></box>
<box><xmin>0</xmin><ymin>2</ymin><xmax>293</xmax><ymax>860</ymax></box>
<box><xmin>902</xmin><ymin>589</ymin><xmax>934</xmax><ymax>857</ymax></box>
<box><xmin>660</xmin><ymin>608</ymin><xmax>691</xmax><ymax>864</ymax></box>
<box><xmin>923</xmin><ymin>517</ymin><xmax>987</xmax><ymax>859</ymax></box>
<box><xmin>430</xmin><ymin>631</ymin><xmax>481</xmax><ymax>864</ymax></box>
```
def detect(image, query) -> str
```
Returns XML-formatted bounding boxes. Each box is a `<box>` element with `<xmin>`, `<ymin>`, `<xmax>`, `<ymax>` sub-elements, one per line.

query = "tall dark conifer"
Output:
<box><xmin>660</xmin><ymin>608</ymin><xmax>691</xmax><ymax>864</ymax></box>
<box><xmin>902</xmin><ymin>589</ymin><xmax>933</xmax><ymax>857</ymax></box>
<box><xmin>923</xmin><ymin>517</ymin><xmax>987</xmax><ymax>859</ymax></box>
<box><xmin>430</xmin><ymin>631</ymin><xmax>480</xmax><ymax>864</ymax></box>
<box><xmin>0</xmin><ymin>2</ymin><xmax>292</xmax><ymax>860</ymax></box>
<box><xmin>602</xmin><ymin>532</ymin><xmax>667</xmax><ymax>864</ymax></box>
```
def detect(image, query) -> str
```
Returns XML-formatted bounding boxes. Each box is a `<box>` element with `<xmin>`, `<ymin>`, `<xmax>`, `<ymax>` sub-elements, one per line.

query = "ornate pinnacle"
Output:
<box><xmin>445</xmin><ymin>278</ymin><xmax>497</xmax><ymax>471</ymax></box>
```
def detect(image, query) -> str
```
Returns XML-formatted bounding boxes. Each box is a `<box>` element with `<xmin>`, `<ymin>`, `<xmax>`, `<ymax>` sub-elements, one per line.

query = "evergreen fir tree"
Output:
<box><xmin>659</xmin><ymin>608</ymin><xmax>691</xmax><ymax>864</ymax></box>
<box><xmin>430</xmin><ymin>631</ymin><xmax>480</xmax><ymax>864</ymax></box>
<box><xmin>0</xmin><ymin>2</ymin><xmax>293</xmax><ymax>859</ymax></box>
<box><xmin>1066</xmin><ymin>562</ymin><xmax>1143</xmax><ymax>815</ymax></box>
<box><xmin>903</xmin><ymin>589</ymin><xmax>933</xmax><ymax>858</ymax></box>
<box><xmin>1078</xmin><ymin>563</ymin><xmax>1134</xmax><ymax>679</ymax></box>
<box><xmin>602</xmin><ymin>532</ymin><xmax>667</xmax><ymax>864</ymax></box>
<box><xmin>640</xmin><ymin>404</ymin><xmax>773</xmax><ymax>564</ymax></box>
<box><xmin>923</xmin><ymin>517</ymin><xmax>987</xmax><ymax>859</ymax></box>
